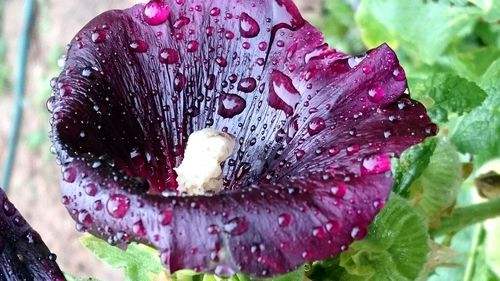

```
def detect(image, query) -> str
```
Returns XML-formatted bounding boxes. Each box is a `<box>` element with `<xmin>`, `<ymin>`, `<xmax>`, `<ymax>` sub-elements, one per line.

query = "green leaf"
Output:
<box><xmin>80</xmin><ymin>235</ymin><xmax>166</xmax><ymax>281</ymax></box>
<box><xmin>427</xmin><ymin>187</ymin><xmax>476</xmax><ymax>281</ymax></box>
<box><xmin>393</xmin><ymin>137</ymin><xmax>438</xmax><ymax>197</ymax></box>
<box><xmin>64</xmin><ymin>274</ymin><xmax>102</xmax><ymax>281</ymax></box>
<box><xmin>452</xmin><ymin>93</ymin><xmax>500</xmax><ymax>164</ymax></box>
<box><xmin>234</xmin><ymin>266</ymin><xmax>305</xmax><ymax>281</ymax></box>
<box><xmin>408</xmin><ymin>140</ymin><xmax>463</xmax><ymax>224</ymax></box>
<box><xmin>408</xmin><ymin>72</ymin><xmax>487</xmax><ymax>122</ymax></box>
<box><xmin>446</xmin><ymin>48</ymin><xmax>500</xmax><ymax>83</ymax></box>
<box><xmin>314</xmin><ymin>195</ymin><xmax>430</xmax><ymax>281</ymax></box>
<box><xmin>355</xmin><ymin>0</ymin><xmax>480</xmax><ymax>64</ymax></box>
<box><xmin>484</xmin><ymin>217</ymin><xmax>500</xmax><ymax>279</ymax></box>
<box><xmin>318</xmin><ymin>0</ymin><xmax>364</xmax><ymax>53</ymax></box>
<box><xmin>469</xmin><ymin>0</ymin><xmax>500</xmax><ymax>22</ymax></box>
<box><xmin>170</xmin><ymin>265</ymin><xmax>305</xmax><ymax>281</ymax></box>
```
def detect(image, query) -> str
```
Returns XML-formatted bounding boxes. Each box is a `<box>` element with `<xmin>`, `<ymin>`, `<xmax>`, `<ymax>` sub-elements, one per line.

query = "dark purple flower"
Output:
<box><xmin>48</xmin><ymin>0</ymin><xmax>436</xmax><ymax>278</ymax></box>
<box><xmin>0</xmin><ymin>189</ymin><xmax>65</xmax><ymax>280</ymax></box>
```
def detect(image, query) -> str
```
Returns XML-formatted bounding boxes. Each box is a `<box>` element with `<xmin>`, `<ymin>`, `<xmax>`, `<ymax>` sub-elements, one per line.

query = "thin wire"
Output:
<box><xmin>1</xmin><ymin>0</ymin><xmax>36</xmax><ymax>191</ymax></box>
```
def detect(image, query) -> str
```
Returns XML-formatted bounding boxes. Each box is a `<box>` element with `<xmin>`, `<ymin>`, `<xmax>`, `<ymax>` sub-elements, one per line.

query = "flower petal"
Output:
<box><xmin>61</xmin><ymin>159</ymin><xmax>390</xmax><ymax>278</ymax></box>
<box><xmin>49</xmin><ymin>0</ymin><xmax>436</xmax><ymax>278</ymax></box>
<box><xmin>0</xmin><ymin>189</ymin><xmax>65</xmax><ymax>280</ymax></box>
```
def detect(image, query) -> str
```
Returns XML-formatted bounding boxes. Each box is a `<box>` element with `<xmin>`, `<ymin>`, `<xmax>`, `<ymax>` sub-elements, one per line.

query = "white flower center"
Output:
<box><xmin>174</xmin><ymin>128</ymin><xmax>235</xmax><ymax>195</ymax></box>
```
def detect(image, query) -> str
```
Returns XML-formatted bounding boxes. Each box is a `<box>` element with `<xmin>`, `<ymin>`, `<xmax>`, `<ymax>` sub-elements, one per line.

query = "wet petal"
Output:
<box><xmin>61</xmin><ymin>159</ymin><xmax>390</xmax><ymax>278</ymax></box>
<box><xmin>0</xmin><ymin>189</ymin><xmax>65</xmax><ymax>280</ymax></box>
<box><xmin>49</xmin><ymin>0</ymin><xmax>436</xmax><ymax>278</ymax></box>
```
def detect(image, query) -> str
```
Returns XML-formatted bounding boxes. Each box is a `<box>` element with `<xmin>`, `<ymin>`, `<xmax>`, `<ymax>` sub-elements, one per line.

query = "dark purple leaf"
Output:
<box><xmin>0</xmin><ymin>189</ymin><xmax>65</xmax><ymax>281</ymax></box>
<box><xmin>48</xmin><ymin>0</ymin><xmax>436</xmax><ymax>278</ymax></box>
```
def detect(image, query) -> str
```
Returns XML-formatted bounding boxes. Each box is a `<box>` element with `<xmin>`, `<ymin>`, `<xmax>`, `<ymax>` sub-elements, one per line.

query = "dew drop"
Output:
<box><xmin>350</xmin><ymin>225</ymin><xmax>367</xmax><ymax>240</ymax></box>
<box><xmin>129</xmin><ymin>40</ymin><xmax>149</xmax><ymax>53</ymax></box>
<box><xmin>187</xmin><ymin>40</ymin><xmax>199</xmax><ymax>52</ymax></box>
<box><xmin>215</xmin><ymin>265</ymin><xmax>236</xmax><ymax>278</ymax></box>
<box><xmin>223</xmin><ymin>216</ymin><xmax>248</xmax><ymax>236</ymax></box>
<box><xmin>258</xmin><ymin>42</ymin><xmax>268</xmax><ymax>51</ymax></box>
<box><xmin>143</xmin><ymin>0</ymin><xmax>170</xmax><ymax>26</ymax></box>
<box><xmin>159</xmin><ymin>48</ymin><xmax>179</xmax><ymax>64</ymax></box>
<box><xmin>393</xmin><ymin>65</ymin><xmax>406</xmax><ymax>81</ymax></box>
<box><xmin>63</xmin><ymin>167</ymin><xmax>77</xmax><ymax>183</ymax></box>
<box><xmin>278</xmin><ymin>213</ymin><xmax>292</xmax><ymax>227</ymax></box>
<box><xmin>268</xmin><ymin>70</ymin><xmax>301</xmax><ymax>116</ymax></box>
<box><xmin>330</xmin><ymin>182</ymin><xmax>347</xmax><ymax>198</ymax></box>
<box><xmin>367</xmin><ymin>86</ymin><xmax>385</xmax><ymax>102</ymax></box>
<box><xmin>91</xmin><ymin>30</ymin><xmax>107</xmax><ymax>43</ymax></box>
<box><xmin>218</xmin><ymin>93</ymin><xmax>246</xmax><ymax>118</ymax></box>
<box><xmin>78</xmin><ymin>210</ymin><xmax>93</xmax><ymax>226</ymax></box>
<box><xmin>237</xmin><ymin>77</ymin><xmax>257</xmax><ymax>93</ymax></box>
<box><xmin>346</xmin><ymin>144</ymin><xmax>360</xmax><ymax>155</ymax></box>
<box><xmin>216</xmin><ymin>56</ymin><xmax>228</xmax><ymax>67</ymax></box>
<box><xmin>173</xmin><ymin>16</ymin><xmax>190</xmax><ymax>29</ymax></box>
<box><xmin>295</xmin><ymin>149</ymin><xmax>305</xmax><ymax>160</ymax></box>
<box><xmin>239</xmin><ymin>12</ymin><xmax>260</xmax><ymax>38</ymax></box>
<box><xmin>308</xmin><ymin>117</ymin><xmax>326</xmax><ymax>136</ymax></box>
<box><xmin>84</xmin><ymin>183</ymin><xmax>97</xmax><ymax>196</ymax></box>
<box><xmin>133</xmin><ymin>220</ymin><xmax>147</xmax><ymax>237</ymax></box>
<box><xmin>207</xmin><ymin>224</ymin><xmax>220</xmax><ymax>234</ymax></box>
<box><xmin>174</xmin><ymin>73</ymin><xmax>186</xmax><ymax>92</ymax></box>
<box><xmin>159</xmin><ymin>210</ymin><xmax>173</xmax><ymax>225</ymax></box>
<box><xmin>312</xmin><ymin>226</ymin><xmax>326</xmax><ymax>238</ymax></box>
<box><xmin>106</xmin><ymin>194</ymin><xmax>130</xmax><ymax>219</ymax></box>
<box><xmin>325</xmin><ymin>221</ymin><xmax>340</xmax><ymax>233</ymax></box>
<box><xmin>210</xmin><ymin>7</ymin><xmax>221</xmax><ymax>16</ymax></box>
<box><xmin>2</xmin><ymin>198</ymin><xmax>16</xmax><ymax>217</ymax></box>
<box><xmin>360</xmin><ymin>154</ymin><xmax>391</xmax><ymax>175</ymax></box>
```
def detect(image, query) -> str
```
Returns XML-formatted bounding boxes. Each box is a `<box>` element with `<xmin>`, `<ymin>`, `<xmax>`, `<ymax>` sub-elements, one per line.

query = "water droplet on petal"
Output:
<box><xmin>237</xmin><ymin>77</ymin><xmax>257</xmax><ymax>93</ymax></box>
<box><xmin>351</xmin><ymin>225</ymin><xmax>367</xmax><ymax>240</ymax></box>
<box><xmin>91</xmin><ymin>30</ymin><xmax>107</xmax><ymax>43</ymax></box>
<box><xmin>187</xmin><ymin>40</ymin><xmax>199</xmax><ymax>52</ymax></box>
<box><xmin>106</xmin><ymin>194</ymin><xmax>130</xmax><ymax>219</ymax></box>
<box><xmin>361</xmin><ymin>154</ymin><xmax>391</xmax><ymax>175</ymax></box>
<box><xmin>223</xmin><ymin>216</ymin><xmax>248</xmax><ymax>236</ymax></box>
<box><xmin>215</xmin><ymin>265</ymin><xmax>236</xmax><ymax>278</ymax></box>
<box><xmin>312</xmin><ymin>226</ymin><xmax>326</xmax><ymax>238</ymax></box>
<box><xmin>133</xmin><ymin>220</ymin><xmax>147</xmax><ymax>236</ymax></box>
<box><xmin>330</xmin><ymin>182</ymin><xmax>347</xmax><ymax>198</ymax></box>
<box><xmin>393</xmin><ymin>65</ymin><xmax>406</xmax><ymax>81</ymax></box>
<box><xmin>77</xmin><ymin>210</ymin><xmax>93</xmax><ymax>227</ymax></box>
<box><xmin>174</xmin><ymin>73</ymin><xmax>186</xmax><ymax>92</ymax></box>
<box><xmin>129</xmin><ymin>40</ymin><xmax>149</xmax><ymax>53</ymax></box>
<box><xmin>210</xmin><ymin>7</ymin><xmax>221</xmax><ymax>16</ymax></box>
<box><xmin>207</xmin><ymin>224</ymin><xmax>220</xmax><ymax>234</ymax></box>
<box><xmin>367</xmin><ymin>86</ymin><xmax>385</xmax><ymax>102</ymax></box>
<box><xmin>84</xmin><ymin>183</ymin><xmax>98</xmax><ymax>196</ymax></box>
<box><xmin>158</xmin><ymin>210</ymin><xmax>173</xmax><ymax>225</ymax></box>
<box><xmin>239</xmin><ymin>12</ymin><xmax>260</xmax><ymax>38</ymax></box>
<box><xmin>216</xmin><ymin>56</ymin><xmax>227</xmax><ymax>67</ymax></box>
<box><xmin>2</xmin><ymin>198</ymin><xmax>16</xmax><ymax>217</ymax></box>
<box><xmin>268</xmin><ymin>70</ymin><xmax>301</xmax><ymax>116</ymax></box>
<box><xmin>278</xmin><ymin>213</ymin><xmax>292</xmax><ymax>227</ymax></box>
<box><xmin>218</xmin><ymin>93</ymin><xmax>246</xmax><ymax>118</ymax></box>
<box><xmin>159</xmin><ymin>48</ymin><xmax>179</xmax><ymax>64</ymax></box>
<box><xmin>308</xmin><ymin>117</ymin><xmax>326</xmax><ymax>136</ymax></box>
<box><xmin>143</xmin><ymin>0</ymin><xmax>170</xmax><ymax>26</ymax></box>
<box><xmin>173</xmin><ymin>16</ymin><xmax>191</xmax><ymax>29</ymax></box>
<box><xmin>63</xmin><ymin>167</ymin><xmax>77</xmax><ymax>183</ymax></box>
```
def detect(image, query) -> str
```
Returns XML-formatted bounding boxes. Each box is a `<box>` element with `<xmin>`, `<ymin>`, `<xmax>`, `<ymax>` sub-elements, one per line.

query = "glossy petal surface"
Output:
<box><xmin>50</xmin><ymin>0</ymin><xmax>435</xmax><ymax>278</ymax></box>
<box><xmin>0</xmin><ymin>189</ymin><xmax>65</xmax><ymax>281</ymax></box>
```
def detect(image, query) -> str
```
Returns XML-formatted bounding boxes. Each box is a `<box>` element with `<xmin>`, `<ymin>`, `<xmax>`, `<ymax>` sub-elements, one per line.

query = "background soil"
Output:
<box><xmin>0</xmin><ymin>0</ymin><xmax>320</xmax><ymax>280</ymax></box>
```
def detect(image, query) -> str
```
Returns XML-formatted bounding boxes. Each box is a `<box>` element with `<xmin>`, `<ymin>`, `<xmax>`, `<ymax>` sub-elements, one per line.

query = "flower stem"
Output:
<box><xmin>0</xmin><ymin>0</ymin><xmax>35</xmax><ymax>191</ymax></box>
<box><xmin>431</xmin><ymin>198</ymin><xmax>500</xmax><ymax>237</ymax></box>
